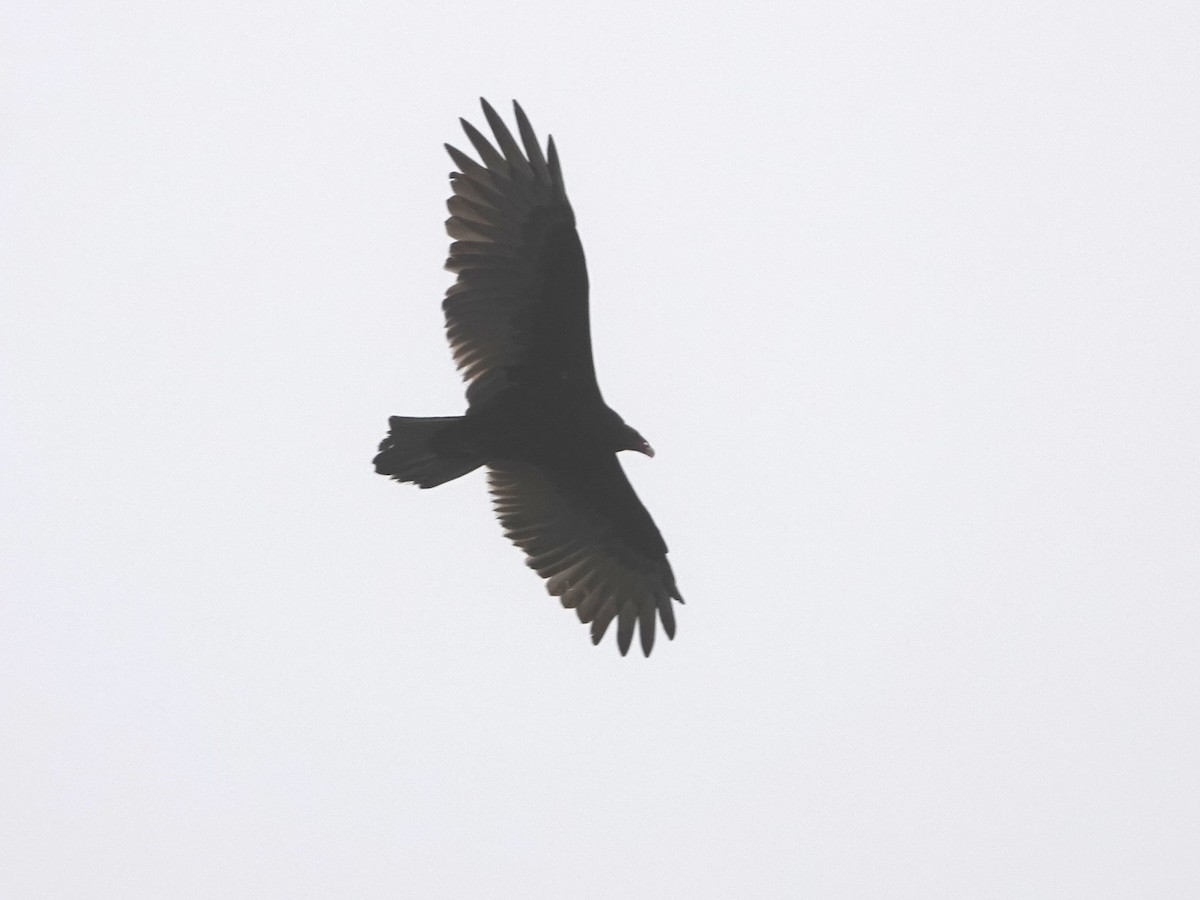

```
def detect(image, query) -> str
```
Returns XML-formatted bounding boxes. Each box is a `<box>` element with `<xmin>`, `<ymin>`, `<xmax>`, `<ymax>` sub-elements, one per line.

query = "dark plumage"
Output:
<box><xmin>374</xmin><ymin>100</ymin><xmax>682</xmax><ymax>656</ymax></box>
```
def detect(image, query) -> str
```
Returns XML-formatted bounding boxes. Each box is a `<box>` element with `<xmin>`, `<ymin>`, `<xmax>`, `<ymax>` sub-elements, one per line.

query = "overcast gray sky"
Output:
<box><xmin>4</xmin><ymin>1</ymin><xmax>1199</xmax><ymax>897</ymax></box>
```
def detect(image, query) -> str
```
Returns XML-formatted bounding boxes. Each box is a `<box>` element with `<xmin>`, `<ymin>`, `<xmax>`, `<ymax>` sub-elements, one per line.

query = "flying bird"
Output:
<box><xmin>374</xmin><ymin>99</ymin><xmax>682</xmax><ymax>656</ymax></box>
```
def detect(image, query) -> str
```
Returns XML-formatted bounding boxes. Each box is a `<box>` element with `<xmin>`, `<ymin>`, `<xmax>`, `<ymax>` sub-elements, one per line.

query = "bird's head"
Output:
<box><xmin>619</xmin><ymin>423</ymin><xmax>655</xmax><ymax>458</ymax></box>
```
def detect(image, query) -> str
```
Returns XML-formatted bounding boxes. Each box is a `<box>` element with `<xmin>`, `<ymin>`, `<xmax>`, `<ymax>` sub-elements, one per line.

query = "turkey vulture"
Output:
<box><xmin>373</xmin><ymin>99</ymin><xmax>683</xmax><ymax>656</ymax></box>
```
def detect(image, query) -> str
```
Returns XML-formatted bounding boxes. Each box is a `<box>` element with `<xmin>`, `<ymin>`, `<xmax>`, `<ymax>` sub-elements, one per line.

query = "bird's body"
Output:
<box><xmin>374</xmin><ymin>100</ymin><xmax>681</xmax><ymax>655</ymax></box>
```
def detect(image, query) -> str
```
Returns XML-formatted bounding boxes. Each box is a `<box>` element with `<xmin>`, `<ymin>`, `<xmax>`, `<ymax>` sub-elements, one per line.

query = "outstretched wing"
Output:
<box><xmin>443</xmin><ymin>100</ymin><xmax>599</xmax><ymax>407</ymax></box>
<box><xmin>487</xmin><ymin>458</ymin><xmax>683</xmax><ymax>656</ymax></box>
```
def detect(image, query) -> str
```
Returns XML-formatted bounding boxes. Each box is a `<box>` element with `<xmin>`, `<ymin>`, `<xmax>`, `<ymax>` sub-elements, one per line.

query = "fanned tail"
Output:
<box><xmin>373</xmin><ymin>416</ymin><xmax>484</xmax><ymax>489</ymax></box>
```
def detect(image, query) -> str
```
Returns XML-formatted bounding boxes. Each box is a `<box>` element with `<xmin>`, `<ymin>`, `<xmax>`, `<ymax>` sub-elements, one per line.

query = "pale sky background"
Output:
<box><xmin>3</xmin><ymin>1</ymin><xmax>1199</xmax><ymax>897</ymax></box>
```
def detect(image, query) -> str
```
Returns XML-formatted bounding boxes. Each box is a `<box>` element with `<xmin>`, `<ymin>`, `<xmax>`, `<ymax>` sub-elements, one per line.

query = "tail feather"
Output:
<box><xmin>374</xmin><ymin>415</ymin><xmax>484</xmax><ymax>488</ymax></box>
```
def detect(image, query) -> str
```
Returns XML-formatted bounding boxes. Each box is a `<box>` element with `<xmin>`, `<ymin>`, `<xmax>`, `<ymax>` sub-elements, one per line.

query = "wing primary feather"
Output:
<box><xmin>546</xmin><ymin>137</ymin><xmax>566</xmax><ymax>198</ymax></box>
<box><xmin>480</xmin><ymin>99</ymin><xmax>532</xmax><ymax>177</ymax></box>
<box><xmin>589</xmin><ymin>596</ymin><xmax>620</xmax><ymax>643</ymax></box>
<box><xmin>657</xmin><ymin>593</ymin><xmax>677</xmax><ymax>639</ymax></box>
<box><xmin>444</xmin><ymin>143</ymin><xmax>493</xmax><ymax>184</ymax></box>
<box><xmin>512</xmin><ymin>101</ymin><xmax>549</xmax><ymax>181</ymax></box>
<box><xmin>639</xmin><ymin>603</ymin><xmax>657</xmax><ymax>656</ymax></box>
<box><xmin>616</xmin><ymin>604</ymin><xmax>637</xmax><ymax>656</ymax></box>
<box><xmin>459</xmin><ymin>118</ymin><xmax>509</xmax><ymax>173</ymax></box>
